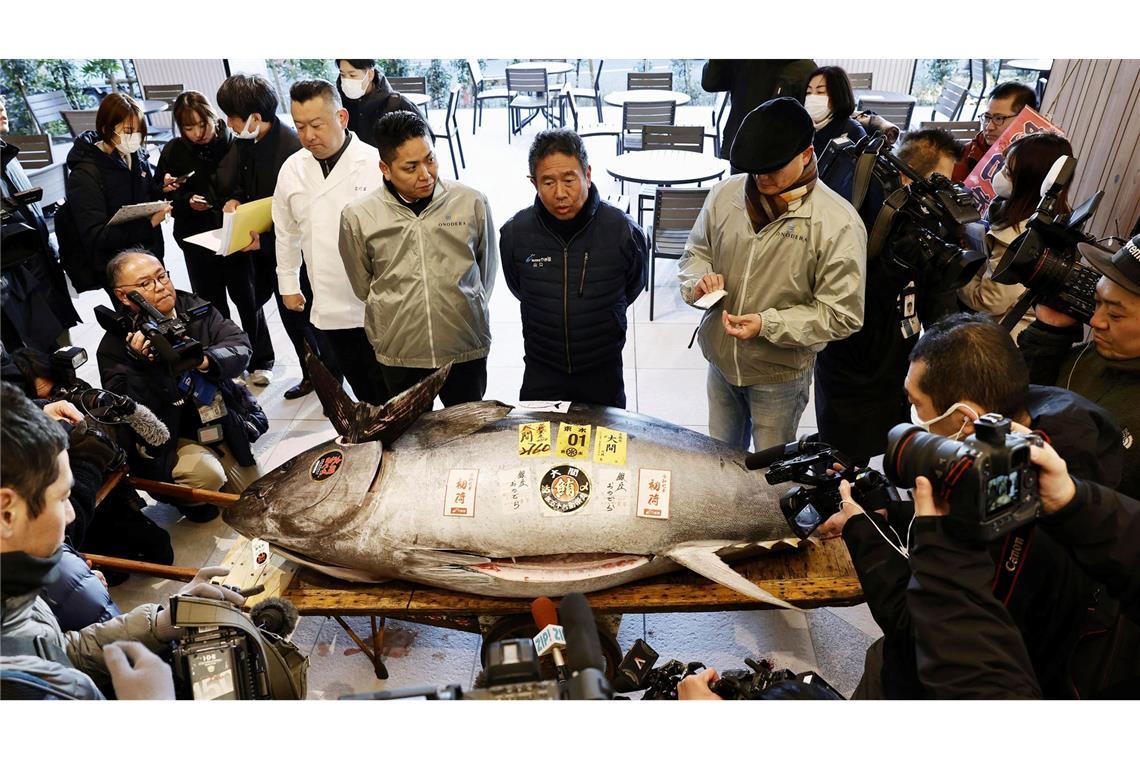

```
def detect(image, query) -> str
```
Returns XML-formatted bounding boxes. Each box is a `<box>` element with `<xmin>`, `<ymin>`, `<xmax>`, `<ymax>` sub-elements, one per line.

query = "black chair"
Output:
<box><xmin>649</xmin><ymin>187</ymin><xmax>710</xmax><ymax>321</ymax></box>
<box><xmin>141</xmin><ymin>83</ymin><xmax>181</xmax><ymax>145</ymax></box>
<box><xmin>24</xmin><ymin>90</ymin><xmax>73</xmax><ymax>138</ymax></box>
<box><xmin>620</xmin><ymin>100</ymin><xmax>675</xmax><ymax>153</ymax></box>
<box><xmin>933</xmin><ymin>80</ymin><xmax>969</xmax><ymax>121</ymax></box>
<box><xmin>389</xmin><ymin>76</ymin><xmax>429</xmax><ymax>114</ymax></box>
<box><xmin>848</xmin><ymin>72</ymin><xmax>874</xmax><ymax>89</ymax></box>
<box><xmin>428</xmin><ymin>85</ymin><xmax>466</xmax><ymax>179</ymax></box>
<box><xmin>568</xmin><ymin>60</ymin><xmax>605</xmax><ymax>122</ymax></box>
<box><xmin>467</xmin><ymin>58</ymin><xmax>510</xmax><ymax>135</ymax></box>
<box><xmin>859</xmin><ymin>99</ymin><xmax>915</xmax><ymax>131</ymax></box>
<box><xmin>506</xmin><ymin>68</ymin><xmax>556</xmax><ymax>143</ymax></box>
<box><xmin>704</xmin><ymin>90</ymin><xmax>729</xmax><ymax>156</ymax></box>
<box><xmin>636</xmin><ymin>125</ymin><xmax>706</xmax><ymax>226</ymax></box>
<box><xmin>917</xmin><ymin>120</ymin><xmax>980</xmax><ymax>147</ymax></box>
<box><xmin>627</xmin><ymin>72</ymin><xmax>673</xmax><ymax>91</ymax></box>
<box><xmin>61</xmin><ymin>109</ymin><xmax>98</xmax><ymax>139</ymax></box>
<box><xmin>965</xmin><ymin>59</ymin><xmax>988</xmax><ymax>119</ymax></box>
<box><xmin>3</xmin><ymin>133</ymin><xmax>53</xmax><ymax>170</ymax></box>
<box><xmin>561</xmin><ymin>85</ymin><xmax>620</xmax><ymax>152</ymax></box>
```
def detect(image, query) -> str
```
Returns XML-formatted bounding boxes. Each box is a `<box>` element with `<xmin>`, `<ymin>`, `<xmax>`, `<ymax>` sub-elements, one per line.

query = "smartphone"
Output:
<box><xmin>173</xmin><ymin>170</ymin><xmax>196</xmax><ymax>184</ymax></box>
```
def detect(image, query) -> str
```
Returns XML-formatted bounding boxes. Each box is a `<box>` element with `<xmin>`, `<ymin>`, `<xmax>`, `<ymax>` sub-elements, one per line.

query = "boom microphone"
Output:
<box><xmin>65</xmin><ymin>388</ymin><xmax>171</xmax><ymax>447</ymax></box>
<box><xmin>745</xmin><ymin>439</ymin><xmax>827</xmax><ymax>471</ymax></box>
<box><xmin>559</xmin><ymin>593</ymin><xmax>612</xmax><ymax>700</ymax></box>
<box><xmin>531</xmin><ymin>597</ymin><xmax>569</xmax><ymax>682</ymax></box>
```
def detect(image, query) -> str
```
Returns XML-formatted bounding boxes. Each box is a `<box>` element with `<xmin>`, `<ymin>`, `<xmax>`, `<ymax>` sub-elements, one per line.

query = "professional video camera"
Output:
<box><xmin>94</xmin><ymin>291</ymin><xmax>208</xmax><ymax>375</ymax></box>
<box><xmin>341</xmin><ymin>593</ymin><xmax>612</xmax><ymax>701</ymax></box>
<box><xmin>991</xmin><ymin>155</ymin><xmax>1117</xmax><ymax>330</ymax></box>
<box><xmin>818</xmin><ymin>134</ymin><xmax>986</xmax><ymax>289</ymax></box>
<box><xmin>884</xmin><ymin>413</ymin><xmax>1043</xmax><ymax>542</ymax></box>
<box><xmin>613</xmin><ymin>638</ymin><xmax>842</xmax><ymax>700</ymax></box>
<box><xmin>168</xmin><ymin>594</ymin><xmax>307</xmax><ymax>700</ymax></box>
<box><xmin>746</xmin><ymin>440</ymin><xmax>900</xmax><ymax>539</ymax></box>
<box><xmin>1</xmin><ymin>185</ymin><xmax>44</xmax><ymax>271</ymax></box>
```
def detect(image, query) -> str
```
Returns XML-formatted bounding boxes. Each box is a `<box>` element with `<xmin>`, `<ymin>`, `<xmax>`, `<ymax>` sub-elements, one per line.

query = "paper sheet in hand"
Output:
<box><xmin>694</xmin><ymin>289</ymin><xmax>727</xmax><ymax>309</ymax></box>
<box><xmin>107</xmin><ymin>201</ymin><xmax>170</xmax><ymax>226</ymax></box>
<box><xmin>183</xmin><ymin>197</ymin><xmax>274</xmax><ymax>255</ymax></box>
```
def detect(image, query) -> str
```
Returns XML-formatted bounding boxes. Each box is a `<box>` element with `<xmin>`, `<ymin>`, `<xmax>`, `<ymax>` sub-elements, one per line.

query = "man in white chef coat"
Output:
<box><xmin>273</xmin><ymin>78</ymin><xmax>389</xmax><ymax>404</ymax></box>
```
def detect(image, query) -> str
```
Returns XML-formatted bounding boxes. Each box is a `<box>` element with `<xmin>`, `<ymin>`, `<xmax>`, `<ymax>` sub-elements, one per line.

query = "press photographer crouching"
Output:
<box><xmin>96</xmin><ymin>250</ymin><xmax>267</xmax><ymax>521</ymax></box>
<box><xmin>822</xmin><ymin>313</ymin><xmax>1127</xmax><ymax>698</ymax></box>
<box><xmin>1018</xmin><ymin>233</ymin><xmax>1140</xmax><ymax>499</ymax></box>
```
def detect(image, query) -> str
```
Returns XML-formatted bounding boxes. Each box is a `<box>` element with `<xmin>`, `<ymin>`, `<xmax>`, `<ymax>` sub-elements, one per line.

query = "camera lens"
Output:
<box><xmin>933</xmin><ymin>244</ymin><xmax>987</xmax><ymax>289</ymax></box>
<box><xmin>884</xmin><ymin>423</ymin><xmax>970</xmax><ymax>492</ymax></box>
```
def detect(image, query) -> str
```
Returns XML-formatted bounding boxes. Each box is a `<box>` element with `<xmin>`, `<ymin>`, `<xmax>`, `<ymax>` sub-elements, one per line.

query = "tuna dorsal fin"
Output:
<box><xmin>665</xmin><ymin>541</ymin><xmax>797</xmax><ymax>610</ymax></box>
<box><xmin>303</xmin><ymin>342</ymin><xmax>452</xmax><ymax>445</ymax></box>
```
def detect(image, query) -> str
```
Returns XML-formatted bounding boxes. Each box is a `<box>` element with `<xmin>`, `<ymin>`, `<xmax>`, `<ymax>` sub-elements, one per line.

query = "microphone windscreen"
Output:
<box><xmin>531</xmin><ymin>596</ymin><xmax>559</xmax><ymax>630</ymax></box>
<box><xmin>560</xmin><ymin>593</ymin><xmax>604</xmax><ymax>673</ymax></box>
<box><xmin>127</xmin><ymin>402</ymin><xmax>171</xmax><ymax>447</ymax></box>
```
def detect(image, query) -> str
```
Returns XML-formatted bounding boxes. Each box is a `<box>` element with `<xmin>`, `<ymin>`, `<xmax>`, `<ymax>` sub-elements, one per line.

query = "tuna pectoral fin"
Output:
<box><xmin>304</xmin><ymin>342</ymin><xmax>451</xmax><ymax>445</ymax></box>
<box><xmin>665</xmin><ymin>541</ymin><xmax>798</xmax><ymax>610</ymax></box>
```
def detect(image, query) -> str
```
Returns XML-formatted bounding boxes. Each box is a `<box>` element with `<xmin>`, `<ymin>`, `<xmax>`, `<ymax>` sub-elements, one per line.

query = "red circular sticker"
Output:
<box><xmin>310</xmin><ymin>450</ymin><xmax>344</xmax><ymax>481</ymax></box>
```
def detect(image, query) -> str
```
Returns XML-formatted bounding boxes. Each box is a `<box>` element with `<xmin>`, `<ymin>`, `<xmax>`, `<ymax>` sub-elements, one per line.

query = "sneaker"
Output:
<box><xmin>249</xmin><ymin>369</ymin><xmax>274</xmax><ymax>387</ymax></box>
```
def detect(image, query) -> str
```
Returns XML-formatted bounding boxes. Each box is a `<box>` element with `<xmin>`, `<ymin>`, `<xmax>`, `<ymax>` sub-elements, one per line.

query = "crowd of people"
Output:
<box><xmin>1</xmin><ymin>58</ymin><xmax>1137</xmax><ymax>700</ymax></box>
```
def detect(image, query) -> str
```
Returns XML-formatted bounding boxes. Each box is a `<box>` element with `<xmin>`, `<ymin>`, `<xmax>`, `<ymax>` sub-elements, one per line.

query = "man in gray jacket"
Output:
<box><xmin>679</xmin><ymin>98</ymin><xmax>866</xmax><ymax>451</ymax></box>
<box><xmin>339</xmin><ymin>112</ymin><xmax>497</xmax><ymax>406</ymax></box>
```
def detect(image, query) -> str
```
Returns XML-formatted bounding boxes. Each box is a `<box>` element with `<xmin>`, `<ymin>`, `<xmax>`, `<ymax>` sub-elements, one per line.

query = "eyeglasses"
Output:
<box><xmin>979</xmin><ymin>112</ymin><xmax>1016</xmax><ymax>127</ymax></box>
<box><xmin>122</xmin><ymin>270</ymin><xmax>170</xmax><ymax>292</ymax></box>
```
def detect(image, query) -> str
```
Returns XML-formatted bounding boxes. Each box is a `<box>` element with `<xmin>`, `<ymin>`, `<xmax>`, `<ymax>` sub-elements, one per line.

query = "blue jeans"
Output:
<box><xmin>706</xmin><ymin>364</ymin><xmax>812</xmax><ymax>451</ymax></box>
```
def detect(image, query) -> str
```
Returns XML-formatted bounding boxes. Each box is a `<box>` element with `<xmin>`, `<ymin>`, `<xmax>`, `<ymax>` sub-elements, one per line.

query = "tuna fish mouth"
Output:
<box><xmin>467</xmin><ymin>553</ymin><xmax>650</xmax><ymax>583</ymax></box>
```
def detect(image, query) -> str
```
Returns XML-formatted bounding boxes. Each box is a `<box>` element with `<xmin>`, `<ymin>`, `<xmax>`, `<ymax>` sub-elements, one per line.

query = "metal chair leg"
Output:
<box><xmin>649</xmin><ymin>250</ymin><xmax>657</xmax><ymax>321</ymax></box>
<box><xmin>455</xmin><ymin>124</ymin><xmax>466</xmax><ymax>169</ymax></box>
<box><xmin>448</xmin><ymin>137</ymin><xmax>459</xmax><ymax>179</ymax></box>
<box><xmin>472</xmin><ymin>97</ymin><xmax>478</xmax><ymax>135</ymax></box>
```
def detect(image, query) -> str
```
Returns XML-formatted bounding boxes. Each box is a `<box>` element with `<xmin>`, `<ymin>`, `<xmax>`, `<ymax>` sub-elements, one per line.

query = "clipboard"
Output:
<box><xmin>183</xmin><ymin>197</ymin><xmax>274</xmax><ymax>255</ymax></box>
<box><xmin>107</xmin><ymin>201</ymin><xmax>170</xmax><ymax>226</ymax></box>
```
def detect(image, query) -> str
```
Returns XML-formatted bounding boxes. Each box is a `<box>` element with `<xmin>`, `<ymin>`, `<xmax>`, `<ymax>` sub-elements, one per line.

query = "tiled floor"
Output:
<box><xmin>82</xmin><ymin>103</ymin><xmax>879</xmax><ymax>699</ymax></box>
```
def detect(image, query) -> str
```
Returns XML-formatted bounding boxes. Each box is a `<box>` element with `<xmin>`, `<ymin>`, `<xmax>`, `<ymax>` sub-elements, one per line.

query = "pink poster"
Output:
<box><xmin>964</xmin><ymin>107</ymin><xmax>1066</xmax><ymax>214</ymax></box>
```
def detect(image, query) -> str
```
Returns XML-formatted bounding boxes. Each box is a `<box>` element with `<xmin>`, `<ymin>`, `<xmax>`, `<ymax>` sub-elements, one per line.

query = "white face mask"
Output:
<box><xmin>341</xmin><ymin>75</ymin><xmax>369</xmax><ymax>100</ymax></box>
<box><xmin>804</xmin><ymin>94</ymin><xmax>831</xmax><ymax>125</ymax></box>
<box><xmin>115</xmin><ymin>131</ymin><xmax>142</xmax><ymax>155</ymax></box>
<box><xmin>991</xmin><ymin>166</ymin><xmax>1013</xmax><ymax>199</ymax></box>
<box><xmin>910</xmin><ymin>402</ymin><xmax>975</xmax><ymax>440</ymax></box>
<box><xmin>234</xmin><ymin>115</ymin><xmax>261</xmax><ymax>140</ymax></box>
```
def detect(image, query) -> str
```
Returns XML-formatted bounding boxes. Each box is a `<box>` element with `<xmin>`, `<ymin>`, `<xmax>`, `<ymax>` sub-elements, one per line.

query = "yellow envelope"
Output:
<box><xmin>556</xmin><ymin>423</ymin><xmax>592</xmax><ymax>460</ymax></box>
<box><xmin>593</xmin><ymin>426</ymin><xmax>628</xmax><ymax>466</ymax></box>
<box><xmin>225</xmin><ymin>197</ymin><xmax>274</xmax><ymax>255</ymax></box>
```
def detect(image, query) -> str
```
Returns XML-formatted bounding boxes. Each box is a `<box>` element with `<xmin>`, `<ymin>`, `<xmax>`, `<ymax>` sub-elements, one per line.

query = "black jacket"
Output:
<box><xmin>155</xmin><ymin>120</ymin><xmax>233</xmax><ymax>241</ymax></box>
<box><xmin>500</xmin><ymin>185</ymin><xmax>648</xmax><ymax>374</ymax></box>
<box><xmin>64</xmin><ymin>131</ymin><xmax>164</xmax><ymax>288</ymax></box>
<box><xmin>812</xmin><ymin>117</ymin><xmax>866</xmax><ymax>159</ymax></box>
<box><xmin>701</xmin><ymin>59</ymin><xmax>817</xmax><ymax>160</ymax></box>
<box><xmin>95</xmin><ymin>290</ymin><xmax>262</xmax><ymax>481</ymax></box>
<box><xmin>337</xmin><ymin>74</ymin><xmax>421</xmax><ymax>148</ymax></box>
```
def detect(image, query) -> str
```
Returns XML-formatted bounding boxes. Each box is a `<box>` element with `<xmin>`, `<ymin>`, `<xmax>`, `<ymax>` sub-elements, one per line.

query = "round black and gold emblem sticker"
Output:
<box><xmin>540</xmin><ymin>465</ymin><xmax>591</xmax><ymax>513</ymax></box>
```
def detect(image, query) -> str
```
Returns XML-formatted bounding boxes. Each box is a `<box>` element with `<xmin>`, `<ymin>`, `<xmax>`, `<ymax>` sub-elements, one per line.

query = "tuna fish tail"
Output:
<box><xmin>303</xmin><ymin>342</ymin><xmax>452</xmax><ymax>445</ymax></box>
<box><xmin>665</xmin><ymin>541</ymin><xmax>798</xmax><ymax>610</ymax></box>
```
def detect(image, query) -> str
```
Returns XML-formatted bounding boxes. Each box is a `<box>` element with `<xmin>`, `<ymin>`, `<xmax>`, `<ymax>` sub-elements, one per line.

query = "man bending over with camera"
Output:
<box><xmin>1018</xmin><ymin>233</ymin><xmax>1140</xmax><ymax>499</ymax></box>
<box><xmin>96</xmin><ymin>250</ymin><xmax>266</xmax><ymax>521</ymax></box>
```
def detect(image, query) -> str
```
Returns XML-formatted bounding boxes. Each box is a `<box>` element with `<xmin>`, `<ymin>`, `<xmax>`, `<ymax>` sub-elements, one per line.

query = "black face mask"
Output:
<box><xmin>1</xmin><ymin>547</ymin><xmax>64</xmax><ymax>600</ymax></box>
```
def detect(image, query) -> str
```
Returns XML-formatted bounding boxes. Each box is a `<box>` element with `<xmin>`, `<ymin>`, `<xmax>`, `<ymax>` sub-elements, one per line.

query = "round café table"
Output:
<box><xmin>853</xmin><ymin>89</ymin><xmax>917</xmax><ymax>107</ymax></box>
<box><xmin>140</xmin><ymin>99</ymin><xmax>169</xmax><ymax>116</ymax></box>
<box><xmin>604</xmin><ymin>90</ymin><xmax>692</xmax><ymax>107</ymax></box>
<box><xmin>606</xmin><ymin>149</ymin><xmax>728</xmax><ymax>187</ymax></box>
<box><xmin>506</xmin><ymin>61</ymin><xmax>574</xmax><ymax>76</ymax></box>
<box><xmin>1002</xmin><ymin>59</ymin><xmax>1054</xmax><ymax>75</ymax></box>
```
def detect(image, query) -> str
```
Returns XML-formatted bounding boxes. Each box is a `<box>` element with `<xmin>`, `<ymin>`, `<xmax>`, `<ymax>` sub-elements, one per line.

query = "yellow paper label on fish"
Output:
<box><xmin>556</xmin><ymin>423</ymin><xmax>592</xmax><ymax>460</ymax></box>
<box><xmin>593</xmin><ymin>427</ymin><xmax>628</xmax><ymax>466</ymax></box>
<box><xmin>517</xmin><ymin>421</ymin><xmax>552</xmax><ymax>458</ymax></box>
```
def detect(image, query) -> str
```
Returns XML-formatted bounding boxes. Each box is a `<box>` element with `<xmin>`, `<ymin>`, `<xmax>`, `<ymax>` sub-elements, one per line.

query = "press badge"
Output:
<box><xmin>899</xmin><ymin>281</ymin><xmax>919</xmax><ymax>340</ymax></box>
<box><xmin>198</xmin><ymin>389</ymin><xmax>227</xmax><ymax>424</ymax></box>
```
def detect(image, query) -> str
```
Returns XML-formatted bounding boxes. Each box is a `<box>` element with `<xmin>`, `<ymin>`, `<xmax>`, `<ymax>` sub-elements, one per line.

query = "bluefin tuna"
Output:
<box><xmin>222</xmin><ymin>353</ymin><xmax>803</xmax><ymax>608</ymax></box>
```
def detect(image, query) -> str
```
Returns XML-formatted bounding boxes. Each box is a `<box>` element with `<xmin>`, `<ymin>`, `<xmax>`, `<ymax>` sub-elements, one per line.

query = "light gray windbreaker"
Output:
<box><xmin>678</xmin><ymin>174</ymin><xmax>867</xmax><ymax>386</ymax></box>
<box><xmin>338</xmin><ymin>178</ymin><xmax>497</xmax><ymax>369</ymax></box>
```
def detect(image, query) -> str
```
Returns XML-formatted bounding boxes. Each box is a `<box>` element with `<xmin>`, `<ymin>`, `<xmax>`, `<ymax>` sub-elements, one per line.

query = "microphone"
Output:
<box><xmin>744</xmin><ymin>439</ymin><xmax>820</xmax><ymax>471</ymax></box>
<box><xmin>559</xmin><ymin>593</ymin><xmax>612</xmax><ymax>700</ymax></box>
<box><xmin>531</xmin><ymin>597</ymin><xmax>569</xmax><ymax>682</ymax></box>
<box><xmin>65</xmin><ymin>388</ymin><xmax>171</xmax><ymax>447</ymax></box>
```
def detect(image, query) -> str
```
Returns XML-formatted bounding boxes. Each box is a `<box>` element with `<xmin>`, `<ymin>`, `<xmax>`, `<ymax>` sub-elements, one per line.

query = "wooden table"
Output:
<box><xmin>604</xmin><ymin>89</ymin><xmax>692</xmax><ymax>107</ymax></box>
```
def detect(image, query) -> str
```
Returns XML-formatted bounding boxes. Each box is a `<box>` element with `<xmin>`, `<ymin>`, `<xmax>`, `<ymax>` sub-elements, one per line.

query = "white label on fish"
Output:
<box><xmin>517</xmin><ymin>400</ymin><xmax>573</xmax><ymax>414</ymax></box>
<box><xmin>445</xmin><ymin>469</ymin><xmax>478</xmax><ymax>518</ymax></box>
<box><xmin>597</xmin><ymin>468</ymin><xmax>633</xmax><ymax>516</ymax></box>
<box><xmin>498</xmin><ymin>467</ymin><xmax>535</xmax><ymax>515</ymax></box>
<box><xmin>637</xmin><ymin>469</ymin><xmax>672</xmax><ymax>520</ymax></box>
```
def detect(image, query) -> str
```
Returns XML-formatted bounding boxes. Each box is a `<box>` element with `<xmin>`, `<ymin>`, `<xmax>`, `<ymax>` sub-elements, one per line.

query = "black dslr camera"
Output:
<box><xmin>884</xmin><ymin>414</ymin><xmax>1043</xmax><ymax>541</ymax></box>
<box><xmin>94</xmin><ymin>291</ymin><xmax>208</xmax><ymax>375</ymax></box>
<box><xmin>748</xmin><ymin>440</ymin><xmax>900</xmax><ymax>539</ymax></box>
<box><xmin>1</xmin><ymin>186</ymin><xmax>45</xmax><ymax>271</ymax></box>
<box><xmin>992</xmin><ymin>155</ymin><xmax>1112</xmax><ymax>330</ymax></box>
<box><xmin>169</xmin><ymin>595</ymin><xmax>307</xmax><ymax>700</ymax></box>
<box><xmin>818</xmin><ymin>134</ymin><xmax>986</xmax><ymax>290</ymax></box>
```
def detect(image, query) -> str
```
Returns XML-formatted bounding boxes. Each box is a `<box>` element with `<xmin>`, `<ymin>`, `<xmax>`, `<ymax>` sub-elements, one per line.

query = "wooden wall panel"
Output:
<box><xmin>1042</xmin><ymin>59</ymin><xmax>1140</xmax><ymax>238</ymax></box>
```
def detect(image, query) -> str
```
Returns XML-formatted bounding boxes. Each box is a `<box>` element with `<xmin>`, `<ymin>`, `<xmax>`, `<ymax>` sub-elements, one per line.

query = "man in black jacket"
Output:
<box><xmin>335</xmin><ymin>59</ymin><xmax>421</xmax><ymax>148</ymax></box>
<box><xmin>96</xmin><ymin>251</ymin><xmax>266</xmax><ymax>522</ymax></box>
<box><xmin>500</xmin><ymin>130</ymin><xmax>648</xmax><ymax>408</ymax></box>
<box><xmin>215</xmin><ymin>73</ymin><xmax>340</xmax><ymax>400</ymax></box>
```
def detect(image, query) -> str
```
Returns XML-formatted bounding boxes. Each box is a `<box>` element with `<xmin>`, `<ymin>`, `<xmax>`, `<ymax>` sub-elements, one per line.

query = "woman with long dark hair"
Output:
<box><xmin>805</xmin><ymin>66</ymin><xmax>866</xmax><ymax>158</ymax></box>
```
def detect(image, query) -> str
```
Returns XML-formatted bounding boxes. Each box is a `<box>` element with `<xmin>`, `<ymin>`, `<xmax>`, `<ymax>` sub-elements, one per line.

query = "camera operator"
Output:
<box><xmin>822</xmin><ymin>313</ymin><xmax>1124</xmax><ymax>698</ymax></box>
<box><xmin>96</xmin><ymin>250</ymin><xmax>266</xmax><ymax>522</ymax></box>
<box><xmin>907</xmin><ymin>440</ymin><xmax>1139</xmax><ymax>697</ymax></box>
<box><xmin>1</xmin><ymin>95</ymin><xmax>81</xmax><ymax>353</ymax></box>
<box><xmin>815</xmin><ymin>128</ymin><xmax>966</xmax><ymax>463</ymax></box>
<box><xmin>1018</xmin><ymin>233</ymin><xmax>1140</xmax><ymax>499</ymax></box>
<box><xmin>1</xmin><ymin>381</ymin><xmax>249</xmax><ymax>700</ymax></box>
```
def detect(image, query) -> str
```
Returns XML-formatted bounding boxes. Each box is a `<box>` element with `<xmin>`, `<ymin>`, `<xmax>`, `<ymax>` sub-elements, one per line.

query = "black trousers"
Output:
<box><xmin>380</xmin><ymin>356</ymin><xmax>487</xmax><ymax>407</ymax></box>
<box><xmin>180</xmin><ymin>239</ymin><xmax>275</xmax><ymax>372</ymax></box>
<box><xmin>520</xmin><ymin>356</ymin><xmax>626</xmax><ymax>409</ymax></box>
<box><xmin>255</xmin><ymin>252</ymin><xmax>342</xmax><ymax>382</ymax></box>
<box><xmin>322</xmin><ymin>327</ymin><xmax>390</xmax><ymax>404</ymax></box>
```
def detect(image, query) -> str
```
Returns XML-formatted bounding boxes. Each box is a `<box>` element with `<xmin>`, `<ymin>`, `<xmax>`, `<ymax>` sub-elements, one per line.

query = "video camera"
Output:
<box><xmin>746</xmin><ymin>440</ymin><xmax>900</xmax><ymax>539</ymax></box>
<box><xmin>1</xmin><ymin>185</ymin><xmax>45</xmax><ymax>271</ymax></box>
<box><xmin>992</xmin><ymin>155</ymin><xmax>1114</xmax><ymax>330</ymax></box>
<box><xmin>94</xmin><ymin>291</ymin><xmax>208</xmax><ymax>375</ymax></box>
<box><xmin>818</xmin><ymin>134</ymin><xmax>986</xmax><ymax>289</ymax></box>
<box><xmin>885</xmin><ymin>414</ymin><xmax>1043</xmax><ymax>542</ymax></box>
<box><xmin>168</xmin><ymin>594</ymin><xmax>307</xmax><ymax>700</ymax></box>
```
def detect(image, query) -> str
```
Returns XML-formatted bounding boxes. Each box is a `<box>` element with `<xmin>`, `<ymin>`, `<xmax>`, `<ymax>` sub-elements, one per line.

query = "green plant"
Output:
<box><xmin>424</xmin><ymin>59</ymin><xmax>451</xmax><ymax>107</ymax></box>
<box><xmin>377</xmin><ymin>59</ymin><xmax>409</xmax><ymax>78</ymax></box>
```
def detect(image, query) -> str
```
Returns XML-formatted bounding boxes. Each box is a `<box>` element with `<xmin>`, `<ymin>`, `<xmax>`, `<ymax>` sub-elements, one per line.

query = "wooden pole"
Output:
<box><xmin>126</xmin><ymin>477</ymin><xmax>241</xmax><ymax>508</ymax></box>
<box><xmin>82</xmin><ymin>553</ymin><xmax>198</xmax><ymax>582</ymax></box>
<box><xmin>95</xmin><ymin>466</ymin><xmax>127</xmax><ymax>506</ymax></box>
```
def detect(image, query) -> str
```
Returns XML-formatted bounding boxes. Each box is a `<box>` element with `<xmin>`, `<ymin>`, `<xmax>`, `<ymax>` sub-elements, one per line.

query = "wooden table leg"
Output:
<box><xmin>333</xmin><ymin>615</ymin><xmax>389</xmax><ymax>680</ymax></box>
